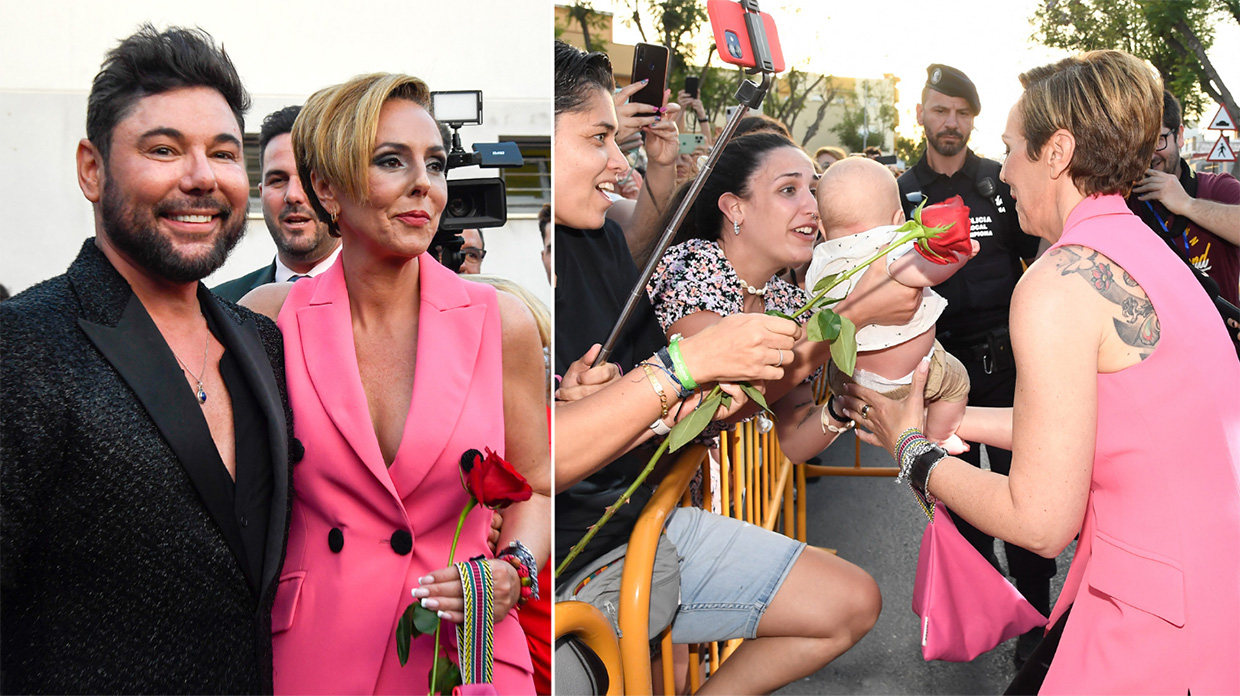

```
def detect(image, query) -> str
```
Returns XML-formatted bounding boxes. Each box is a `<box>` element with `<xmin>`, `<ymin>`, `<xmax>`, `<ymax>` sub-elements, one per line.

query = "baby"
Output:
<box><xmin>807</xmin><ymin>157</ymin><xmax>978</xmax><ymax>443</ymax></box>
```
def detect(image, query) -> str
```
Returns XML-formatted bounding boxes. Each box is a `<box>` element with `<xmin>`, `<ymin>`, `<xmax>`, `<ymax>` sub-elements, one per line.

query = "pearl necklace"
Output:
<box><xmin>742</xmin><ymin>281</ymin><xmax>770</xmax><ymax>296</ymax></box>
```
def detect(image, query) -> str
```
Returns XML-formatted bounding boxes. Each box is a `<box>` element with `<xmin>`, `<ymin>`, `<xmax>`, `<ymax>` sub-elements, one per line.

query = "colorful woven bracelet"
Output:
<box><xmin>894</xmin><ymin>428</ymin><xmax>925</xmax><ymax>466</ymax></box>
<box><xmin>895</xmin><ymin>434</ymin><xmax>931</xmax><ymax>485</ymax></box>
<box><xmin>497</xmin><ymin>540</ymin><xmax>540</xmax><ymax>603</ymax></box>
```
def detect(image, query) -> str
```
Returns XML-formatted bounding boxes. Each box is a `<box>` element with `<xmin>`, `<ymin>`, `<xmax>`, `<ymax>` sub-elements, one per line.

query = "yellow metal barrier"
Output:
<box><xmin>616</xmin><ymin>444</ymin><xmax>708</xmax><ymax>695</ymax></box>
<box><xmin>592</xmin><ymin>378</ymin><xmax>899</xmax><ymax>693</ymax></box>
<box><xmin>554</xmin><ymin>601</ymin><xmax>625</xmax><ymax>696</ymax></box>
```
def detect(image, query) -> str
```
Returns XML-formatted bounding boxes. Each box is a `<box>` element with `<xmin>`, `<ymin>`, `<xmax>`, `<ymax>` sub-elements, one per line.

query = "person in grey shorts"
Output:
<box><xmin>553</xmin><ymin>40</ymin><xmax>909</xmax><ymax>694</ymax></box>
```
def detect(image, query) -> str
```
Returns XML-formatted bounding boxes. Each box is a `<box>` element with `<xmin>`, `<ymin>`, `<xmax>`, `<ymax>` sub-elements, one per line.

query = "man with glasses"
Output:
<box><xmin>459</xmin><ymin>227</ymin><xmax>486</xmax><ymax>274</ymax></box>
<box><xmin>1130</xmin><ymin>90</ymin><xmax>1240</xmax><ymax>307</ymax></box>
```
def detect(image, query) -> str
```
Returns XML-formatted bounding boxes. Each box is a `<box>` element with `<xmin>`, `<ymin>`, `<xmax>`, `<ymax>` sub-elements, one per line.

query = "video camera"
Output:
<box><xmin>428</xmin><ymin>90</ymin><xmax>524</xmax><ymax>271</ymax></box>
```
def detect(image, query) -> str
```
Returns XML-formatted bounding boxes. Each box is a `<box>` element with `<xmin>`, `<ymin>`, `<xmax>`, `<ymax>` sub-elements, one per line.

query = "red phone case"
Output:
<box><xmin>706</xmin><ymin>0</ymin><xmax>785</xmax><ymax>74</ymax></box>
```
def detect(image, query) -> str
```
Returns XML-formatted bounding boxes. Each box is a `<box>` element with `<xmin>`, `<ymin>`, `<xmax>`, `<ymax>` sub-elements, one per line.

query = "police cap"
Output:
<box><xmin>925</xmin><ymin>64</ymin><xmax>980</xmax><ymax>115</ymax></box>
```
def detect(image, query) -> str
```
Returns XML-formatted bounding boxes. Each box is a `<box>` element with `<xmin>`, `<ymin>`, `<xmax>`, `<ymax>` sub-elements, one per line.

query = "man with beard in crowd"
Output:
<box><xmin>1</xmin><ymin>25</ymin><xmax>292</xmax><ymax>694</ymax></box>
<box><xmin>896</xmin><ymin>64</ymin><xmax>1052</xmax><ymax>669</ymax></box>
<box><xmin>214</xmin><ymin>105</ymin><xmax>340</xmax><ymax>302</ymax></box>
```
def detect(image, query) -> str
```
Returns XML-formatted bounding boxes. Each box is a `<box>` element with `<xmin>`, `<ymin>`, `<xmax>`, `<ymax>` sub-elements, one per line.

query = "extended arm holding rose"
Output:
<box><xmin>840</xmin><ymin>262</ymin><xmax>1098</xmax><ymax>558</ymax></box>
<box><xmin>555</xmin><ymin>312</ymin><xmax>798</xmax><ymax>488</ymax></box>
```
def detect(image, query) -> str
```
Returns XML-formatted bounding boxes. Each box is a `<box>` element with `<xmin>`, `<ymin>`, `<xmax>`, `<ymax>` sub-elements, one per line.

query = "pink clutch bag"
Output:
<box><xmin>912</xmin><ymin>501</ymin><xmax>1047</xmax><ymax>661</ymax></box>
<box><xmin>452</xmin><ymin>685</ymin><xmax>498</xmax><ymax>696</ymax></box>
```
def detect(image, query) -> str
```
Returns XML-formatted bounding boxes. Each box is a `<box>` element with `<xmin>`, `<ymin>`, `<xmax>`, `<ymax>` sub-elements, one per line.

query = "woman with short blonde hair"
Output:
<box><xmin>244</xmin><ymin>72</ymin><xmax>548</xmax><ymax>694</ymax></box>
<box><xmin>849</xmin><ymin>50</ymin><xmax>1240</xmax><ymax>693</ymax></box>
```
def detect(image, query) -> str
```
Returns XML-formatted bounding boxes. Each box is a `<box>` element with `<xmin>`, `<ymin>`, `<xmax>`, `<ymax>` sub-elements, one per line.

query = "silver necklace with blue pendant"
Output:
<box><xmin>172</xmin><ymin>330</ymin><xmax>210</xmax><ymax>405</ymax></box>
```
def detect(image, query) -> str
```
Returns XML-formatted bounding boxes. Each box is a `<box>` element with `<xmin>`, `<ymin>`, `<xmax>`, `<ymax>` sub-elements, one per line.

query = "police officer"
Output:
<box><xmin>897</xmin><ymin>64</ymin><xmax>1053</xmax><ymax>668</ymax></box>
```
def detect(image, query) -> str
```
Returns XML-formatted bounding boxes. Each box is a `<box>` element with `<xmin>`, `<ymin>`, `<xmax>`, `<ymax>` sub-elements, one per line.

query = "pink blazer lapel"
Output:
<box><xmin>390</xmin><ymin>256</ymin><xmax>487</xmax><ymax>499</ymax></box>
<box><xmin>296</xmin><ymin>263</ymin><xmax>402</xmax><ymax>500</ymax></box>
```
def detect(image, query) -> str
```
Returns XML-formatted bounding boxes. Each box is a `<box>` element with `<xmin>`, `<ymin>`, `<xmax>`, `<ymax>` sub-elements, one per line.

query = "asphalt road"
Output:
<box><xmin>775</xmin><ymin>437</ymin><xmax>1074</xmax><ymax>696</ymax></box>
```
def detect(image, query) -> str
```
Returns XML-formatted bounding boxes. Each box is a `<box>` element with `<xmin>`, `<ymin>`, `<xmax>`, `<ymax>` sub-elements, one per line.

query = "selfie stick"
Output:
<box><xmin>595</xmin><ymin>0</ymin><xmax>777</xmax><ymax>365</ymax></box>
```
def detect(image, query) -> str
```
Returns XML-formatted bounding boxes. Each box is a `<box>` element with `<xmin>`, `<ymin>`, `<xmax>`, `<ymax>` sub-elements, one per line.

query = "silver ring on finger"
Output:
<box><xmin>775</xmin><ymin>349</ymin><xmax>784</xmax><ymax>367</ymax></box>
<box><xmin>860</xmin><ymin>404</ymin><xmax>872</xmax><ymax>419</ymax></box>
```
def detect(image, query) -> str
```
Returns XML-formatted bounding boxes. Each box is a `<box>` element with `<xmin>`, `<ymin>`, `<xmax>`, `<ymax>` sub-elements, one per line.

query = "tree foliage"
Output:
<box><xmin>1031</xmin><ymin>0</ymin><xmax>1236</xmax><ymax>127</ymax></box>
<box><xmin>622</xmin><ymin>0</ymin><xmax>711</xmax><ymax>82</ymax></box>
<box><xmin>894</xmin><ymin>135</ymin><xmax>926</xmax><ymax>167</ymax></box>
<box><xmin>560</xmin><ymin>3</ymin><xmax>611</xmax><ymax>52</ymax></box>
<box><xmin>830</xmin><ymin>88</ymin><xmax>897</xmax><ymax>154</ymax></box>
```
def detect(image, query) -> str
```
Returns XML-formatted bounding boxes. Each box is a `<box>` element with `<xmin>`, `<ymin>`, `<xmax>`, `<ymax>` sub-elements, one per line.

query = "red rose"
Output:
<box><xmin>916</xmin><ymin>195</ymin><xmax>973</xmax><ymax>265</ymax></box>
<box><xmin>459</xmin><ymin>448</ymin><xmax>533</xmax><ymax>510</ymax></box>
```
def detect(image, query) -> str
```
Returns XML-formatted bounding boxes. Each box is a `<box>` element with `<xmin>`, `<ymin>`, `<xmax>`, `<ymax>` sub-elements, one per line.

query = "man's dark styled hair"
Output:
<box><xmin>555</xmin><ymin>40</ymin><xmax>615</xmax><ymax>119</ymax></box>
<box><xmin>537</xmin><ymin>202</ymin><xmax>551</xmax><ymax>235</ymax></box>
<box><xmin>258</xmin><ymin>105</ymin><xmax>302</xmax><ymax>169</ymax></box>
<box><xmin>1162</xmin><ymin>89</ymin><xmax>1183</xmax><ymax>131</ymax></box>
<box><xmin>87</xmin><ymin>25</ymin><xmax>250</xmax><ymax>163</ymax></box>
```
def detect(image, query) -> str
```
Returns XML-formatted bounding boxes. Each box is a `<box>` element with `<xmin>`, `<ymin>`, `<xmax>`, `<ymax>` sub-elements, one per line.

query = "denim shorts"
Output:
<box><xmin>664</xmin><ymin>506</ymin><xmax>806</xmax><ymax>644</ymax></box>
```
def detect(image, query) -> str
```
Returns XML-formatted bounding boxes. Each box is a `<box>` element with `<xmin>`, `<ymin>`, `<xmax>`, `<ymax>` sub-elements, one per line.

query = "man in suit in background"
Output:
<box><xmin>1</xmin><ymin>25</ymin><xmax>292</xmax><ymax>694</ymax></box>
<box><xmin>213</xmin><ymin>105</ymin><xmax>339</xmax><ymax>302</ymax></box>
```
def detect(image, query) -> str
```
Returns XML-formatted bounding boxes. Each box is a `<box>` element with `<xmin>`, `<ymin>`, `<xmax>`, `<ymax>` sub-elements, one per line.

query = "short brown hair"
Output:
<box><xmin>1017</xmin><ymin>50</ymin><xmax>1161</xmax><ymax>197</ymax></box>
<box><xmin>293</xmin><ymin>73</ymin><xmax>433</xmax><ymax>236</ymax></box>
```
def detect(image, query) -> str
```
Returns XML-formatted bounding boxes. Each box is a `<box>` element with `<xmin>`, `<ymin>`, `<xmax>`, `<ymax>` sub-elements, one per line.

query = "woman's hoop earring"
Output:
<box><xmin>732</xmin><ymin>219</ymin><xmax>741</xmax><ymax>236</ymax></box>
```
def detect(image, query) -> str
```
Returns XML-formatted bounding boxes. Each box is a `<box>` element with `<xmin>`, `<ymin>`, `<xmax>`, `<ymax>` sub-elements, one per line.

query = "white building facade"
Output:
<box><xmin>0</xmin><ymin>0</ymin><xmax>552</xmax><ymax>305</ymax></box>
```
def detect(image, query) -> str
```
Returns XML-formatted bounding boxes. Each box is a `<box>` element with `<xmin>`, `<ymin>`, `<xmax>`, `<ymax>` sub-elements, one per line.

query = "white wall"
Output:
<box><xmin>0</xmin><ymin>0</ymin><xmax>552</xmax><ymax>307</ymax></box>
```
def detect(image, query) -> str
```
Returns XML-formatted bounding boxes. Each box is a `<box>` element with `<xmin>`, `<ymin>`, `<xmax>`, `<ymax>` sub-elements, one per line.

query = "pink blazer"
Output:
<box><xmin>271</xmin><ymin>257</ymin><xmax>534</xmax><ymax>695</ymax></box>
<box><xmin>1040</xmin><ymin>196</ymin><xmax>1240</xmax><ymax>694</ymax></box>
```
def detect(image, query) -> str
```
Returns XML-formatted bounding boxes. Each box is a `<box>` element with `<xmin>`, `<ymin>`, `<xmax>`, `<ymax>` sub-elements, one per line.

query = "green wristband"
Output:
<box><xmin>666</xmin><ymin>337</ymin><xmax>698</xmax><ymax>390</ymax></box>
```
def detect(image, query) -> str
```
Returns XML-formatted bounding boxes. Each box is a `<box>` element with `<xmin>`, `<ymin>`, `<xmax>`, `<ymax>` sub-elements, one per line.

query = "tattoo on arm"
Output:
<box><xmin>1047</xmin><ymin>247</ymin><xmax>1160</xmax><ymax>358</ymax></box>
<box><xmin>792</xmin><ymin>398</ymin><xmax>819</xmax><ymax>428</ymax></box>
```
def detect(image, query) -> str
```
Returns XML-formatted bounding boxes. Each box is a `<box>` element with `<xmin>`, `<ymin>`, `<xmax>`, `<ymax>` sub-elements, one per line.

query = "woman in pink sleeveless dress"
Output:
<box><xmin>244</xmin><ymin>74</ymin><xmax>549</xmax><ymax>695</ymax></box>
<box><xmin>847</xmin><ymin>51</ymin><xmax>1240</xmax><ymax>693</ymax></box>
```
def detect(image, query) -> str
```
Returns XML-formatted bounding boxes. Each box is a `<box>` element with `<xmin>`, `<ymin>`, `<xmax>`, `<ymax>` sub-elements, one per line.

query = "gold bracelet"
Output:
<box><xmin>641</xmin><ymin>363</ymin><xmax>669</xmax><ymax>418</ymax></box>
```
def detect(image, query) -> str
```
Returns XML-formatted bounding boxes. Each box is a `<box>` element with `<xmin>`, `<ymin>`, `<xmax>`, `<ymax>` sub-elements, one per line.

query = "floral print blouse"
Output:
<box><xmin>646</xmin><ymin>238</ymin><xmax>810</xmax><ymax>332</ymax></box>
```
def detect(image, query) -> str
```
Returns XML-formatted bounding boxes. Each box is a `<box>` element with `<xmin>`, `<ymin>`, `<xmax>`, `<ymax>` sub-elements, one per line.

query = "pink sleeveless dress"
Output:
<box><xmin>1039</xmin><ymin>195</ymin><xmax>1240</xmax><ymax>693</ymax></box>
<box><xmin>270</xmin><ymin>257</ymin><xmax>534</xmax><ymax>694</ymax></box>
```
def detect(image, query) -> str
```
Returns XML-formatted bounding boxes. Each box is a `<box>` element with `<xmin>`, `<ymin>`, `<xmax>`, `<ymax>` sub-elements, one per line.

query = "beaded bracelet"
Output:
<box><xmin>896</xmin><ymin>433</ymin><xmax>933</xmax><ymax>486</ymax></box>
<box><xmin>893</xmin><ymin>428</ymin><xmax>925</xmax><ymax>467</ymax></box>
<box><xmin>666</xmin><ymin>336</ymin><xmax>699</xmax><ymax>390</ymax></box>
<box><xmin>497</xmin><ymin>541</ymin><xmax>540</xmax><ymax>605</ymax></box>
<box><xmin>640</xmin><ymin>364</ymin><xmax>669</xmax><ymax>418</ymax></box>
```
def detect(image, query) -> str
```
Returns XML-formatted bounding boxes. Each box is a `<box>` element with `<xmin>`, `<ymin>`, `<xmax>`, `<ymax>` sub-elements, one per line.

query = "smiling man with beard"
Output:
<box><xmin>896</xmin><ymin>63</ymin><xmax>1052</xmax><ymax>670</ymax></box>
<box><xmin>1</xmin><ymin>25</ymin><xmax>292</xmax><ymax>694</ymax></box>
<box><xmin>213</xmin><ymin>105</ymin><xmax>341</xmax><ymax>302</ymax></box>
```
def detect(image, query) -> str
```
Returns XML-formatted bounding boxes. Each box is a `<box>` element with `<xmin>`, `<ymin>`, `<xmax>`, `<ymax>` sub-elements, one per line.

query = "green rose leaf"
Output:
<box><xmin>396</xmin><ymin>604</ymin><xmax>415</xmax><ymax>666</ymax></box>
<box><xmin>429</xmin><ymin>653</ymin><xmax>462</xmax><ymax>694</ymax></box>
<box><xmin>812</xmin><ymin>272</ymin><xmax>840</xmax><ymax>295</ymax></box>
<box><xmin>739</xmin><ymin>381</ymin><xmax>771</xmax><ymax>415</ymax></box>
<box><xmin>413</xmin><ymin>602</ymin><xmax>439</xmax><ymax>635</ymax></box>
<box><xmin>808</xmin><ymin>309</ymin><xmax>842</xmax><ymax>343</ymax></box>
<box><xmin>668</xmin><ymin>391</ymin><xmax>722</xmax><ymax>452</ymax></box>
<box><xmin>829</xmin><ymin>315</ymin><xmax>859</xmax><ymax>377</ymax></box>
<box><xmin>396</xmin><ymin>602</ymin><xmax>441</xmax><ymax>667</ymax></box>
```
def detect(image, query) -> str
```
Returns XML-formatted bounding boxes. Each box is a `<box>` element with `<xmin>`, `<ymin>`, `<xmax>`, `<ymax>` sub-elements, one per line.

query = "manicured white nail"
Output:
<box><xmin>438</xmin><ymin>610</ymin><xmax>452</xmax><ymax>620</ymax></box>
